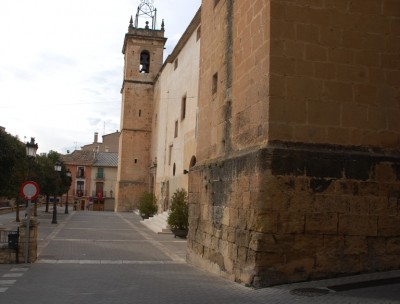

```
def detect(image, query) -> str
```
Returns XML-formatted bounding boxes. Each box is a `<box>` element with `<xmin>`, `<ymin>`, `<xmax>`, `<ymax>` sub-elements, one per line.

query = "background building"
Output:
<box><xmin>90</xmin><ymin>152</ymin><xmax>118</xmax><ymax>211</ymax></box>
<box><xmin>82</xmin><ymin>131</ymin><xmax>119</xmax><ymax>153</ymax></box>
<box><xmin>62</xmin><ymin>132</ymin><xmax>118</xmax><ymax>211</ymax></box>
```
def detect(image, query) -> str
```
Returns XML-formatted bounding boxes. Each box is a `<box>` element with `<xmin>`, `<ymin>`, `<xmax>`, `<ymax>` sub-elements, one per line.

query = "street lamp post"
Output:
<box><xmin>24</xmin><ymin>137</ymin><xmax>38</xmax><ymax>263</ymax></box>
<box><xmin>18</xmin><ymin>138</ymin><xmax>38</xmax><ymax>223</ymax></box>
<box><xmin>52</xmin><ymin>162</ymin><xmax>62</xmax><ymax>224</ymax></box>
<box><xmin>65</xmin><ymin>169</ymin><xmax>71</xmax><ymax>214</ymax></box>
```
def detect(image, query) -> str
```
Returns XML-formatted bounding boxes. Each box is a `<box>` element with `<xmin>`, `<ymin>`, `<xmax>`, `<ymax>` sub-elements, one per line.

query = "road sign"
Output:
<box><xmin>20</xmin><ymin>181</ymin><xmax>40</xmax><ymax>200</ymax></box>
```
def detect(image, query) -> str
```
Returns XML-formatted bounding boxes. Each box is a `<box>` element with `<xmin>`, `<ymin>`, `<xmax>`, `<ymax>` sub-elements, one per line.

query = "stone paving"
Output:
<box><xmin>0</xmin><ymin>208</ymin><xmax>399</xmax><ymax>303</ymax></box>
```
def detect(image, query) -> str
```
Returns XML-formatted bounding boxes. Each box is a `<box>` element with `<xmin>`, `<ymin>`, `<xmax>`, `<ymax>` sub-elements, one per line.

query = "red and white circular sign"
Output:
<box><xmin>20</xmin><ymin>181</ymin><xmax>40</xmax><ymax>200</ymax></box>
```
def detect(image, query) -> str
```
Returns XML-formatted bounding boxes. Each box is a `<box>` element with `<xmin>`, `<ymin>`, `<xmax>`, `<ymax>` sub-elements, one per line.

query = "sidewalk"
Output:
<box><xmin>0</xmin><ymin>208</ymin><xmax>399</xmax><ymax>303</ymax></box>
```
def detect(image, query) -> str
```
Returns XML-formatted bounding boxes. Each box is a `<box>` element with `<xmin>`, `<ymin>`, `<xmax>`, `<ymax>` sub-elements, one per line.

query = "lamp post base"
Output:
<box><xmin>51</xmin><ymin>201</ymin><xmax>57</xmax><ymax>224</ymax></box>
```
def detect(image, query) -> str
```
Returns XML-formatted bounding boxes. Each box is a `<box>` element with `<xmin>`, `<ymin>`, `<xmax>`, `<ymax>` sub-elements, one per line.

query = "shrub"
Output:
<box><xmin>138</xmin><ymin>192</ymin><xmax>157</xmax><ymax>219</ymax></box>
<box><xmin>167</xmin><ymin>188</ymin><xmax>189</xmax><ymax>230</ymax></box>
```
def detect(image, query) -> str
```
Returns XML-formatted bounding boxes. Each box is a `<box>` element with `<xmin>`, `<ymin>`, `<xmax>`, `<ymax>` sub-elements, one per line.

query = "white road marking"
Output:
<box><xmin>0</xmin><ymin>280</ymin><xmax>16</xmax><ymax>285</ymax></box>
<box><xmin>10</xmin><ymin>268</ymin><xmax>29</xmax><ymax>272</ymax></box>
<box><xmin>2</xmin><ymin>273</ymin><xmax>23</xmax><ymax>278</ymax></box>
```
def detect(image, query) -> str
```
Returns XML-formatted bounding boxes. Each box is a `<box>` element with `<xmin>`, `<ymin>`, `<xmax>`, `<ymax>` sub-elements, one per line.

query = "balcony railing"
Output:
<box><xmin>91</xmin><ymin>191</ymin><xmax>111</xmax><ymax>198</ymax></box>
<box><xmin>71</xmin><ymin>190</ymin><xmax>113</xmax><ymax>198</ymax></box>
<box><xmin>74</xmin><ymin>190</ymin><xmax>87</xmax><ymax>197</ymax></box>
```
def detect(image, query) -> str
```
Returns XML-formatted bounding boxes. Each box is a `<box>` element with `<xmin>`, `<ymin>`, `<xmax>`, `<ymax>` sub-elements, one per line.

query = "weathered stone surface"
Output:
<box><xmin>188</xmin><ymin>141</ymin><xmax>400</xmax><ymax>287</ymax></box>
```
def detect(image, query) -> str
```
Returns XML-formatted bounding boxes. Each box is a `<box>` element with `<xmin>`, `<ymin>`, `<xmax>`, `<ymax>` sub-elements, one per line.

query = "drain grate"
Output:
<box><xmin>290</xmin><ymin>287</ymin><xmax>330</xmax><ymax>297</ymax></box>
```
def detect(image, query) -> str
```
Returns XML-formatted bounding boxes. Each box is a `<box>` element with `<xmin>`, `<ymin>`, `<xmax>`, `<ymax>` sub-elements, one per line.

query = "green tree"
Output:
<box><xmin>36</xmin><ymin>152</ymin><xmax>56</xmax><ymax>212</ymax></box>
<box><xmin>0</xmin><ymin>130</ymin><xmax>30</xmax><ymax>221</ymax></box>
<box><xmin>36</xmin><ymin>151</ymin><xmax>71</xmax><ymax>212</ymax></box>
<box><xmin>0</xmin><ymin>130</ymin><xmax>27</xmax><ymax>198</ymax></box>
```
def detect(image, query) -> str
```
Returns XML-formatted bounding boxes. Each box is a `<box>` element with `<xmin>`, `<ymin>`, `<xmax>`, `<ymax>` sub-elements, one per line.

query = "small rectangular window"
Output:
<box><xmin>212</xmin><ymin>72</ymin><xmax>218</xmax><ymax>94</ymax></box>
<box><xmin>181</xmin><ymin>95</ymin><xmax>187</xmax><ymax>120</ymax></box>
<box><xmin>168</xmin><ymin>145</ymin><xmax>173</xmax><ymax>165</ymax></box>
<box><xmin>174</xmin><ymin>58</ymin><xmax>178</xmax><ymax>70</ymax></box>
<box><xmin>174</xmin><ymin>120</ymin><xmax>179</xmax><ymax>138</ymax></box>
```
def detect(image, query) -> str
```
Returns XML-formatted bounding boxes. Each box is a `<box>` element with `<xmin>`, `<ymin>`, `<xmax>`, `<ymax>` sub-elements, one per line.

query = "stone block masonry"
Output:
<box><xmin>187</xmin><ymin>141</ymin><xmax>400</xmax><ymax>287</ymax></box>
<box><xmin>188</xmin><ymin>0</ymin><xmax>400</xmax><ymax>287</ymax></box>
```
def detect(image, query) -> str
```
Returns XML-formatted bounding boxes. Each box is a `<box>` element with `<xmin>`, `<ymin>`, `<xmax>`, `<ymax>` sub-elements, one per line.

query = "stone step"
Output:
<box><xmin>140</xmin><ymin>211</ymin><xmax>172</xmax><ymax>234</ymax></box>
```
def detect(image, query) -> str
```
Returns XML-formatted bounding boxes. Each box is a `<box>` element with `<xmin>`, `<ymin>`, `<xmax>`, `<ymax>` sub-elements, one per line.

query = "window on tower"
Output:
<box><xmin>140</xmin><ymin>50</ymin><xmax>150</xmax><ymax>73</ymax></box>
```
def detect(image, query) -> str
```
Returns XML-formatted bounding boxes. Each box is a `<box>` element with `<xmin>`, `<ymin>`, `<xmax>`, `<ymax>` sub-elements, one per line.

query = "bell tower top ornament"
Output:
<box><xmin>130</xmin><ymin>0</ymin><xmax>160</xmax><ymax>30</ymax></box>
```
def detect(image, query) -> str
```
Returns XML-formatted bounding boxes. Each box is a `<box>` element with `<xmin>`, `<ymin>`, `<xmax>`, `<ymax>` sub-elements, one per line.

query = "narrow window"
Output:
<box><xmin>174</xmin><ymin>58</ymin><xmax>178</xmax><ymax>70</ymax></box>
<box><xmin>97</xmin><ymin>168</ymin><xmax>104</xmax><ymax>179</ymax></box>
<box><xmin>139</xmin><ymin>109</ymin><xmax>142</xmax><ymax>117</ymax></box>
<box><xmin>212</xmin><ymin>72</ymin><xmax>218</xmax><ymax>94</ymax></box>
<box><xmin>181</xmin><ymin>95</ymin><xmax>187</xmax><ymax>120</ymax></box>
<box><xmin>140</xmin><ymin>50</ymin><xmax>150</xmax><ymax>73</ymax></box>
<box><xmin>195</xmin><ymin>111</ymin><xmax>198</xmax><ymax>138</ymax></box>
<box><xmin>77</xmin><ymin>181</ymin><xmax>84</xmax><ymax>197</ymax></box>
<box><xmin>174</xmin><ymin>120</ymin><xmax>178</xmax><ymax>138</ymax></box>
<box><xmin>173</xmin><ymin>163</ymin><xmax>176</xmax><ymax>176</ymax></box>
<box><xmin>77</xmin><ymin>167</ymin><xmax>85</xmax><ymax>178</ymax></box>
<box><xmin>168</xmin><ymin>145</ymin><xmax>173</xmax><ymax>165</ymax></box>
<box><xmin>134</xmin><ymin>159</ymin><xmax>138</xmax><ymax>164</ymax></box>
<box><xmin>196</xmin><ymin>26</ymin><xmax>201</xmax><ymax>41</ymax></box>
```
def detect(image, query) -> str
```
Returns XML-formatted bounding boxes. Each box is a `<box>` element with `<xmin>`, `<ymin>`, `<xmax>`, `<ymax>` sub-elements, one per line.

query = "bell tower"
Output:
<box><xmin>115</xmin><ymin>0</ymin><xmax>166</xmax><ymax>211</ymax></box>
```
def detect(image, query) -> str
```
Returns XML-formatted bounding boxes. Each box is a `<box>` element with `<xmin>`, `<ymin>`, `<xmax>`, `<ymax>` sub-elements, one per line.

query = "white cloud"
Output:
<box><xmin>0</xmin><ymin>0</ymin><xmax>201</xmax><ymax>153</ymax></box>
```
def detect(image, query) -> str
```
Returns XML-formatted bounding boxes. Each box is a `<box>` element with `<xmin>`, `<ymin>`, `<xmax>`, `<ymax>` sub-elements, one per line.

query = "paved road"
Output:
<box><xmin>1</xmin><ymin>208</ymin><xmax>400</xmax><ymax>303</ymax></box>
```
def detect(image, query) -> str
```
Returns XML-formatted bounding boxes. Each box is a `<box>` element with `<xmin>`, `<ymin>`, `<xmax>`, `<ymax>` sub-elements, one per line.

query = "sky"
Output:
<box><xmin>0</xmin><ymin>0</ymin><xmax>201</xmax><ymax>154</ymax></box>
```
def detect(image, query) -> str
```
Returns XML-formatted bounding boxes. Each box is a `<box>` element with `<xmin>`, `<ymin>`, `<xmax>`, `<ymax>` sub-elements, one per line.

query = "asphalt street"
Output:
<box><xmin>0</xmin><ymin>208</ymin><xmax>399</xmax><ymax>303</ymax></box>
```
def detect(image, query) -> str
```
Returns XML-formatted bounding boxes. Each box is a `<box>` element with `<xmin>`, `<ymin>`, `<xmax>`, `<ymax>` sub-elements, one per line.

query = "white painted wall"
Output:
<box><xmin>151</xmin><ymin>25</ymin><xmax>200</xmax><ymax>211</ymax></box>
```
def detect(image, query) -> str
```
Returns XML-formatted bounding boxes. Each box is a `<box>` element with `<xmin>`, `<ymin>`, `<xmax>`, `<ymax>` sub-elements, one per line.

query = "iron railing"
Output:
<box><xmin>0</xmin><ymin>228</ymin><xmax>19</xmax><ymax>263</ymax></box>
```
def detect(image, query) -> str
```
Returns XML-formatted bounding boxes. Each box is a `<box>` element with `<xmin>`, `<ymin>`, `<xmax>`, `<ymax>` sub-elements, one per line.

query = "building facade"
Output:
<box><xmin>90</xmin><ymin>152</ymin><xmax>118</xmax><ymax>211</ymax></box>
<box><xmin>117</xmin><ymin>0</ymin><xmax>400</xmax><ymax>288</ymax></box>
<box><xmin>62</xmin><ymin>133</ymin><xmax>118</xmax><ymax>211</ymax></box>
<box><xmin>150</xmin><ymin>10</ymin><xmax>200</xmax><ymax>212</ymax></box>
<box><xmin>115</xmin><ymin>7</ymin><xmax>167</xmax><ymax>212</ymax></box>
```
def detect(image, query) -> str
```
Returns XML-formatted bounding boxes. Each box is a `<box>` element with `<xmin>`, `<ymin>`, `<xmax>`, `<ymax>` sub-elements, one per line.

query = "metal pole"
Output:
<box><xmin>52</xmin><ymin>195</ymin><xmax>57</xmax><ymax>224</ymax></box>
<box><xmin>24</xmin><ymin>199</ymin><xmax>31</xmax><ymax>263</ymax></box>
<box><xmin>65</xmin><ymin>190</ymin><xmax>69</xmax><ymax>214</ymax></box>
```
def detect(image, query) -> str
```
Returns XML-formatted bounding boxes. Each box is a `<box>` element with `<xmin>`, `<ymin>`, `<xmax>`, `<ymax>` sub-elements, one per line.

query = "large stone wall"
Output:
<box><xmin>188</xmin><ymin>0</ymin><xmax>400</xmax><ymax>287</ymax></box>
<box><xmin>268</xmin><ymin>0</ymin><xmax>400</xmax><ymax>148</ymax></box>
<box><xmin>188</xmin><ymin>141</ymin><xmax>400</xmax><ymax>287</ymax></box>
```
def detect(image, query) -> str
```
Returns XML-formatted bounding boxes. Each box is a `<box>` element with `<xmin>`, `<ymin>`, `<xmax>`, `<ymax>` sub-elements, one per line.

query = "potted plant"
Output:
<box><xmin>138</xmin><ymin>192</ymin><xmax>157</xmax><ymax>220</ymax></box>
<box><xmin>167</xmin><ymin>188</ymin><xmax>189</xmax><ymax>238</ymax></box>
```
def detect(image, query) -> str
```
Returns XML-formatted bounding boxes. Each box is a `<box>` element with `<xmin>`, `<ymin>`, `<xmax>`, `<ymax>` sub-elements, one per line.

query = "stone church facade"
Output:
<box><xmin>117</xmin><ymin>0</ymin><xmax>400</xmax><ymax>287</ymax></box>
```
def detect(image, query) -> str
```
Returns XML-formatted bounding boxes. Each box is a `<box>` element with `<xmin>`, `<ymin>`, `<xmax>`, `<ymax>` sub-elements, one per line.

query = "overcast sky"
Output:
<box><xmin>0</xmin><ymin>0</ymin><xmax>201</xmax><ymax>154</ymax></box>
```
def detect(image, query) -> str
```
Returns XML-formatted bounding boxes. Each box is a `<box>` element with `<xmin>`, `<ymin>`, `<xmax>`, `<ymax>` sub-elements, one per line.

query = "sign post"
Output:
<box><xmin>20</xmin><ymin>181</ymin><xmax>40</xmax><ymax>263</ymax></box>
